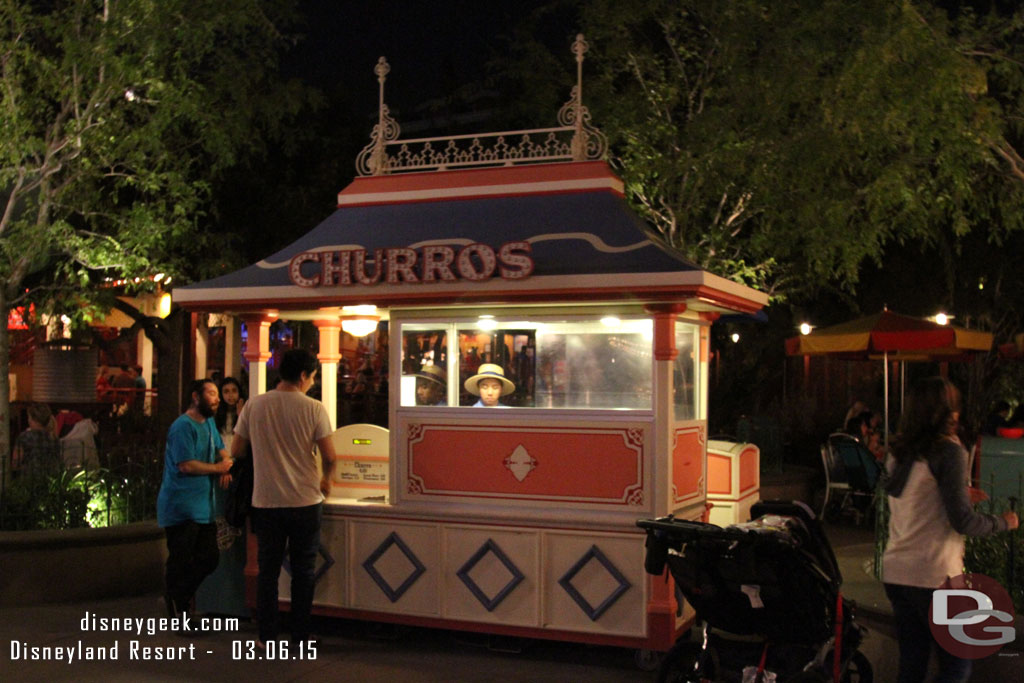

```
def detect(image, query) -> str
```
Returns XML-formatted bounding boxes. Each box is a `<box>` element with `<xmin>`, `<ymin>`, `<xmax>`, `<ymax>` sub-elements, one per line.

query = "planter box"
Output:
<box><xmin>0</xmin><ymin>521</ymin><xmax>164</xmax><ymax>606</ymax></box>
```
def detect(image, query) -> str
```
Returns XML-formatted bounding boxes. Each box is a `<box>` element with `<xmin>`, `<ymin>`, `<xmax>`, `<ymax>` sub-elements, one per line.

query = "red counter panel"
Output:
<box><xmin>405</xmin><ymin>423</ymin><xmax>646</xmax><ymax>505</ymax></box>
<box><xmin>672</xmin><ymin>424</ymin><xmax>705</xmax><ymax>505</ymax></box>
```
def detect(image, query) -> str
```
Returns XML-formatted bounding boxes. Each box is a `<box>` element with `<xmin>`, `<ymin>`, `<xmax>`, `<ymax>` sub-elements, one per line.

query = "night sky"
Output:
<box><xmin>215</xmin><ymin>1</ymin><xmax>566</xmax><ymax>260</ymax></box>
<box><xmin>285</xmin><ymin>1</ymin><xmax>550</xmax><ymax>114</ymax></box>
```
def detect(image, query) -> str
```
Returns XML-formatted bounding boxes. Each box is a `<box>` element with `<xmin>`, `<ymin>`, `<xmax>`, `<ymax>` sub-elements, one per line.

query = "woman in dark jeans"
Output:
<box><xmin>882</xmin><ymin>377</ymin><xmax>1018</xmax><ymax>682</ymax></box>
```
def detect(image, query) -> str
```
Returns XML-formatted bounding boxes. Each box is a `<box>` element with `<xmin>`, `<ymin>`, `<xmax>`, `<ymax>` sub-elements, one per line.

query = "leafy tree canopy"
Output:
<box><xmin>0</xmin><ymin>0</ymin><xmax>312</xmax><ymax>471</ymax></box>
<box><xmin>0</xmin><ymin>0</ymin><xmax>308</xmax><ymax>319</ymax></box>
<box><xmin>501</xmin><ymin>0</ymin><xmax>1024</xmax><ymax>300</ymax></box>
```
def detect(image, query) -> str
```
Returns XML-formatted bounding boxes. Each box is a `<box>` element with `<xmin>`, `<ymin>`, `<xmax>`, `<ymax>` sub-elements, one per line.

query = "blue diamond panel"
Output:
<box><xmin>558</xmin><ymin>544</ymin><xmax>632</xmax><ymax>621</ymax></box>
<box><xmin>456</xmin><ymin>538</ymin><xmax>525</xmax><ymax>612</ymax></box>
<box><xmin>281</xmin><ymin>542</ymin><xmax>335</xmax><ymax>586</ymax></box>
<box><xmin>362</xmin><ymin>531</ymin><xmax>427</xmax><ymax>603</ymax></box>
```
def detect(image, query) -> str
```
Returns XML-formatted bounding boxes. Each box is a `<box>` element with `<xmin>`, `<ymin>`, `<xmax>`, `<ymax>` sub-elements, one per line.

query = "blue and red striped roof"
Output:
<box><xmin>175</xmin><ymin>161</ymin><xmax>766</xmax><ymax>313</ymax></box>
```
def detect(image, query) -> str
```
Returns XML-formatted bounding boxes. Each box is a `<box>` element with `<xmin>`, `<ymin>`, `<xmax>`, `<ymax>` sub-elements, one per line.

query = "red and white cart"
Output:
<box><xmin>177</xmin><ymin>38</ymin><xmax>767</xmax><ymax>654</ymax></box>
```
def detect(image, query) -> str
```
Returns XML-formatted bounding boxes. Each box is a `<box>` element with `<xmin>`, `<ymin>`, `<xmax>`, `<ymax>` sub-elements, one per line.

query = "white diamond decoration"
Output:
<box><xmin>503</xmin><ymin>445</ymin><xmax>537</xmax><ymax>482</ymax></box>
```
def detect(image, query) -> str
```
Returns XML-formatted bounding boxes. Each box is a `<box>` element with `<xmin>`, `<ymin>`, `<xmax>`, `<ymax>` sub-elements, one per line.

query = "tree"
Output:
<box><xmin>501</xmin><ymin>1</ymin><xmax>1024</xmax><ymax>300</ymax></box>
<box><xmin>0</xmin><ymin>0</ymin><xmax>308</xmax><ymax>480</ymax></box>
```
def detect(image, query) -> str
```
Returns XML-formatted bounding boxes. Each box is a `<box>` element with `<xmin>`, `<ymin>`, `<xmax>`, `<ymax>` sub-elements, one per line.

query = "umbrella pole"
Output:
<box><xmin>884</xmin><ymin>351</ymin><xmax>890</xmax><ymax>453</ymax></box>
<box><xmin>900</xmin><ymin>361</ymin><xmax>906</xmax><ymax>414</ymax></box>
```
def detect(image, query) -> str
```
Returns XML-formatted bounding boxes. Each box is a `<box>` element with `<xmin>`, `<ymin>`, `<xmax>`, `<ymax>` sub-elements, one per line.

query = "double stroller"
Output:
<box><xmin>638</xmin><ymin>501</ymin><xmax>872</xmax><ymax>682</ymax></box>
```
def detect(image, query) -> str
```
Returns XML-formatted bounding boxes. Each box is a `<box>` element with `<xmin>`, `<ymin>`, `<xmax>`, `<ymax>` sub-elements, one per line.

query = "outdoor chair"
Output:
<box><xmin>820</xmin><ymin>433</ymin><xmax>879</xmax><ymax>524</ymax></box>
<box><xmin>820</xmin><ymin>442</ymin><xmax>852</xmax><ymax>521</ymax></box>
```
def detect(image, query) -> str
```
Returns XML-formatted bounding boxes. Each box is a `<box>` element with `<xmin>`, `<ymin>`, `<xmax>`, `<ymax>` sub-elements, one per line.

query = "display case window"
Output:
<box><xmin>400</xmin><ymin>326</ymin><xmax>450</xmax><ymax>406</ymax></box>
<box><xmin>673</xmin><ymin>323</ymin><xmax>699</xmax><ymax>421</ymax></box>
<box><xmin>399</xmin><ymin>317</ymin><xmax>653</xmax><ymax>410</ymax></box>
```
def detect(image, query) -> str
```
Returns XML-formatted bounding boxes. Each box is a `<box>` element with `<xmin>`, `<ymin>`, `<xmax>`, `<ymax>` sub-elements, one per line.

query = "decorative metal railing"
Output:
<box><xmin>356</xmin><ymin>34</ymin><xmax>606</xmax><ymax>176</ymax></box>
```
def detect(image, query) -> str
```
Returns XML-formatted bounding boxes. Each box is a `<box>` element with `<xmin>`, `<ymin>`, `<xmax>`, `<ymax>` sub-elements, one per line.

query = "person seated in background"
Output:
<box><xmin>843</xmin><ymin>400</ymin><xmax>867</xmax><ymax>431</ymax></box>
<box><xmin>96</xmin><ymin>365</ymin><xmax>114</xmax><ymax>402</ymax></box>
<box><xmin>133</xmin><ymin>365</ymin><xmax>147</xmax><ymax>391</ymax></box>
<box><xmin>465</xmin><ymin>364</ymin><xmax>515</xmax><ymax>408</ymax></box>
<box><xmin>981</xmin><ymin>400</ymin><xmax>1012</xmax><ymax>435</ymax></box>
<box><xmin>61</xmin><ymin>415</ymin><xmax>100</xmax><ymax>470</ymax></box>
<box><xmin>111</xmin><ymin>364</ymin><xmax>138</xmax><ymax>408</ymax></box>
<box><xmin>414</xmin><ymin>365</ymin><xmax>448</xmax><ymax>406</ymax></box>
<box><xmin>13</xmin><ymin>403</ymin><xmax>61</xmax><ymax>480</ymax></box>
<box><xmin>846</xmin><ymin>410</ymin><xmax>884</xmax><ymax>461</ymax></box>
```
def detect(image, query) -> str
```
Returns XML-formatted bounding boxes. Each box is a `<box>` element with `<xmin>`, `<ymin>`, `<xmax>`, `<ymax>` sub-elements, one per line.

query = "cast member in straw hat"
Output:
<box><xmin>415</xmin><ymin>365</ymin><xmax>448</xmax><ymax>406</ymax></box>
<box><xmin>464</xmin><ymin>363</ymin><xmax>515</xmax><ymax>408</ymax></box>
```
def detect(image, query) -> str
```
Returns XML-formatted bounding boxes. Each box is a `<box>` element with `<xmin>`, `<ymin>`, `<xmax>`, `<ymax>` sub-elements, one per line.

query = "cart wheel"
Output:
<box><xmin>634</xmin><ymin>648</ymin><xmax>663</xmax><ymax>671</ymax></box>
<box><xmin>841</xmin><ymin>650</ymin><xmax>873</xmax><ymax>683</ymax></box>
<box><xmin>655</xmin><ymin>641</ymin><xmax>717</xmax><ymax>683</ymax></box>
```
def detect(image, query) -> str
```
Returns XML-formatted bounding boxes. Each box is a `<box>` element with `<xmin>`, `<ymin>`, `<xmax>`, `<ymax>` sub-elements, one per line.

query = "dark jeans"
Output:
<box><xmin>884</xmin><ymin>582</ymin><xmax>972</xmax><ymax>683</ymax></box>
<box><xmin>254</xmin><ymin>503</ymin><xmax>322</xmax><ymax>643</ymax></box>
<box><xmin>164</xmin><ymin>521</ymin><xmax>219</xmax><ymax>613</ymax></box>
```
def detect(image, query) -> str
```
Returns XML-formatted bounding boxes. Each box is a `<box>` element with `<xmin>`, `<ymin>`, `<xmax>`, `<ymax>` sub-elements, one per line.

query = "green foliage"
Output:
<box><xmin>0</xmin><ymin>0</ymin><xmax>311</xmax><ymax>478</ymax></box>
<box><xmin>965</xmin><ymin>503</ymin><xmax>1024</xmax><ymax>614</ymax></box>
<box><xmin>0</xmin><ymin>454</ymin><xmax>162</xmax><ymax>530</ymax></box>
<box><xmin>1</xmin><ymin>469</ymin><xmax>92</xmax><ymax>530</ymax></box>
<box><xmin>0</xmin><ymin>0</ymin><xmax>308</xmax><ymax>313</ymax></box>
<box><xmin>504</xmin><ymin>1</ymin><xmax>1024</xmax><ymax>300</ymax></box>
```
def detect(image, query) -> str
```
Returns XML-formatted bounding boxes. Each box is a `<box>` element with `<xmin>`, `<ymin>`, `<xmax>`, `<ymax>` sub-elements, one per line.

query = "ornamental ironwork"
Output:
<box><xmin>356</xmin><ymin>34</ymin><xmax>606</xmax><ymax>176</ymax></box>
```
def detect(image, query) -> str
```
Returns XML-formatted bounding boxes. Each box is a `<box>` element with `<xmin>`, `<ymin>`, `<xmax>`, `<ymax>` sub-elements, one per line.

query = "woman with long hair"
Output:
<box><xmin>214</xmin><ymin>377</ymin><xmax>246</xmax><ymax>449</ymax></box>
<box><xmin>883</xmin><ymin>376</ymin><xmax>1018</xmax><ymax>683</ymax></box>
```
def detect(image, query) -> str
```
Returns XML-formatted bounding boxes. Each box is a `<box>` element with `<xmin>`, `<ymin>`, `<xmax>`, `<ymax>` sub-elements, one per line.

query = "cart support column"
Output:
<box><xmin>242</xmin><ymin>313</ymin><xmax>275</xmax><ymax>397</ymax></box>
<box><xmin>315</xmin><ymin>316</ymin><xmax>342</xmax><ymax>430</ymax></box>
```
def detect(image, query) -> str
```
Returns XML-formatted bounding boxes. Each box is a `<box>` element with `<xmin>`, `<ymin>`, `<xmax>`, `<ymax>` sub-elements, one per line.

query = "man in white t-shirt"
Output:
<box><xmin>232</xmin><ymin>349</ymin><xmax>337</xmax><ymax>646</ymax></box>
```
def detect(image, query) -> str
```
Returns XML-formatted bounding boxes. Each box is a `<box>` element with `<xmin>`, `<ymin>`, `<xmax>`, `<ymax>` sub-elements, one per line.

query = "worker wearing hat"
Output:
<box><xmin>414</xmin><ymin>365</ymin><xmax>448</xmax><ymax>406</ymax></box>
<box><xmin>464</xmin><ymin>363</ymin><xmax>515</xmax><ymax>408</ymax></box>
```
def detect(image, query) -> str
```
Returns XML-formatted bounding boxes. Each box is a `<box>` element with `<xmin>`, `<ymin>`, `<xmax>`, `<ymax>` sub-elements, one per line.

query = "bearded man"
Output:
<box><xmin>157</xmin><ymin>378</ymin><xmax>233</xmax><ymax>618</ymax></box>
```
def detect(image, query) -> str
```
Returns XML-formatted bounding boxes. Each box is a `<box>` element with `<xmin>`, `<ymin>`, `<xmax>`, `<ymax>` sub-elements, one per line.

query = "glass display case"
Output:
<box><xmin>399</xmin><ymin>315</ymin><xmax>676</xmax><ymax>411</ymax></box>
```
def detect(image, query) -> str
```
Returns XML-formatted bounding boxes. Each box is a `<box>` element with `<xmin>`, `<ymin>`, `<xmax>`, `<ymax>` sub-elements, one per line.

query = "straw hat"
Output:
<box><xmin>464</xmin><ymin>363</ymin><xmax>515</xmax><ymax>396</ymax></box>
<box><xmin>414</xmin><ymin>364</ymin><xmax>446</xmax><ymax>387</ymax></box>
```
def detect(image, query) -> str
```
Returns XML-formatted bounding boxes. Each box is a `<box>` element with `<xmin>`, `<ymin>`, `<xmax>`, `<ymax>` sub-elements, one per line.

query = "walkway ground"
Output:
<box><xmin>1</xmin><ymin>522</ymin><xmax>1020</xmax><ymax>682</ymax></box>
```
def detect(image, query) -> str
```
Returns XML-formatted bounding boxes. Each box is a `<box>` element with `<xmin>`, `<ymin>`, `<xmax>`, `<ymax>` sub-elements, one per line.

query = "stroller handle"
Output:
<box><xmin>637</xmin><ymin>516</ymin><xmax>754</xmax><ymax>542</ymax></box>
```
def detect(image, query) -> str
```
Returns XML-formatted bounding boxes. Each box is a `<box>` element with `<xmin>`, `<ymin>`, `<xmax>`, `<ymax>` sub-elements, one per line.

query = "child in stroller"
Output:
<box><xmin>638</xmin><ymin>501</ymin><xmax>872</xmax><ymax>682</ymax></box>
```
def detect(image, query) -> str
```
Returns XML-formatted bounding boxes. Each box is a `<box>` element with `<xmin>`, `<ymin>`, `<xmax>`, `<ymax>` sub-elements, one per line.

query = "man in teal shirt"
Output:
<box><xmin>157</xmin><ymin>379</ymin><xmax>233</xmax><ymax>618</ymax></box>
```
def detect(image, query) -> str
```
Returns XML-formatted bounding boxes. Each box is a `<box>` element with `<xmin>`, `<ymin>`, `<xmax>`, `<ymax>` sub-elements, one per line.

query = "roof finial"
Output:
<box><xmin>558</xmin><ymin>34</ymin><xmax>606</xmax><ymax>161</ymax></box>
<box><xmin>354</xmin><ymin>34</ymin><xmax>605</xmax><ymax>176</ymax></box>
<box><xmin>356</xmin><ymin>57</ymin><xmax>401</xmax><ymax>175</ymax></box>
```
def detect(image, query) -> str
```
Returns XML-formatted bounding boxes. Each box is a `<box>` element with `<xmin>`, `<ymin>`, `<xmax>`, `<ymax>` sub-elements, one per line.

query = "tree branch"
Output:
<box><xmin>987</xmin><ymin>136</ymin><xmax>1024</xmax><ymax>185</ymax></box>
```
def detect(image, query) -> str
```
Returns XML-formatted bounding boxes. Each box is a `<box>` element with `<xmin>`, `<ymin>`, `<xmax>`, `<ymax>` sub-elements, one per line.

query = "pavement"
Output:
<box><xmin>1</xmin><ymin>523</ymin><xmax>1021</xmax><ymax>682</ymax></box>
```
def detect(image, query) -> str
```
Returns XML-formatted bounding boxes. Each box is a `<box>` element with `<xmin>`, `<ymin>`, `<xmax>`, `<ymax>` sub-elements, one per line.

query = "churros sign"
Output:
<box><xmin>288</xmin><ymin>241</ymin><xmax>534</xmax><ymax>288</ymax></box>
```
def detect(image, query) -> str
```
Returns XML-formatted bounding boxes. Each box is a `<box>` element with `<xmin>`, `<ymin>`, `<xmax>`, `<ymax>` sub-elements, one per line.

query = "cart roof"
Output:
<box><xmin>175</xmin><ymin>161</ymin><xmax>767</xmax><ymax>314</ymax></box>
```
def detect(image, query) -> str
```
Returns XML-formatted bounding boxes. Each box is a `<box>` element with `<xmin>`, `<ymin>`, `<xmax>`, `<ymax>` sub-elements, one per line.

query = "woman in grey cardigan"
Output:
<box><xmin>883</xmin><ymin>376</ymin><xmax>1018</xmax><ymax>683</ymax></box>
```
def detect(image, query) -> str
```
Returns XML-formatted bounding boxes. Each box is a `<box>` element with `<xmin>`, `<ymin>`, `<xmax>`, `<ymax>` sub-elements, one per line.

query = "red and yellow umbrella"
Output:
<box><xmin>786</xmin><ymin>310</ymin><xmax>993</xmax><ymax>447</ymax></box>
<box><xmin>786</xmin><ymin>310</ymin><xmax>992</xmax><ymax>360</ymax></box>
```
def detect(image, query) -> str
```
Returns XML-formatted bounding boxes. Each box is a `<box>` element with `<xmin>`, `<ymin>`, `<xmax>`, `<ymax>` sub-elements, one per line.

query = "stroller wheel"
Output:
<box><xmin>814</xmin><ymin>648</ymin><xmax>873</xmax><ymax>683</ymax></box>
<box><xmin>840</xmin><ymin>650</ymin><xmax>872</xmax><ymax>683</ymax></box>
<box><xmin>634</xmin><ymin>648</ymin><xmax>663</xmax><ymax>671</ymax></box>
<box><xmin>656</xmin><ymin>641</ymin><xmax>717</xmax><ymax>683</ymax></box>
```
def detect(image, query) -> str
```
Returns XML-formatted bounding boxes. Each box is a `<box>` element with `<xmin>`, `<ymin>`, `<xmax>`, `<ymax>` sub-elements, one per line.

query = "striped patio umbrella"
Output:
<box><xmin>785</xmin><ymin>309</ymin><xmax>993</xmax><ymax>448</ymax></box>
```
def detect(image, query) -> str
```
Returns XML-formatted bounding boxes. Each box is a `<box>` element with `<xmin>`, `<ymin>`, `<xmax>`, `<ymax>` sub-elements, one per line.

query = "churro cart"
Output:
<box><xmin>176</xmin><ymin>39</ymin><xmax>767</xmax><ymax>653</ymax></box>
